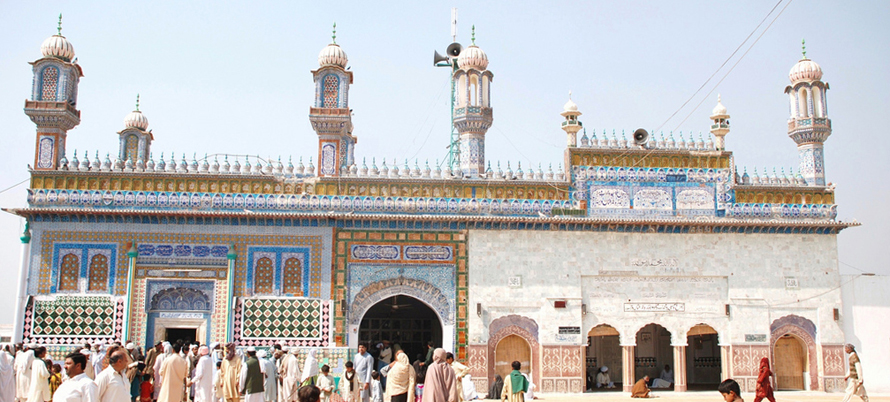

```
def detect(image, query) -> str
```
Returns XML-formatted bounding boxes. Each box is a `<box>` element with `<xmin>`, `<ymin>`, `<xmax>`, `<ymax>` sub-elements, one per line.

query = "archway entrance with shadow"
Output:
<box><xmin>774</xmin><ymin>334</ymin><xmax>807</xmax><ymax>390</ymax></box>
<box><xmin>359</xmin><ymin>295</ymin><xmax>442</xmax><ymax>361</ymax></box>
<box><xmin>686</xmin><ymin>324</ymin><xmax>721</xmax><ymax>390</ymax></box>
<box><xmin>585</xmin><ymin>324</ymin><xmax>622</xmax><ymax>392</ymax></box>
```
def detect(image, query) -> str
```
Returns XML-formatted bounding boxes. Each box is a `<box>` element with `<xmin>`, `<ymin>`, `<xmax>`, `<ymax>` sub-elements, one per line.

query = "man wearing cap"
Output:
<box><xmin>96</xmin><ymin>350</ymin><xmax>131</xmax><ymax>402</ymax></box>
<box><xmin>190</xmin><ymin>346</ymin><xmax>213</xmax><ymax>402</ymax></box>
<box><xmin>843</xmin><ymin>344</ymin><xmax>868</xmax><ymax>402</ymax></box>
<box><xmin>79</xmin><ymin>349</ymin><xmax>95</xmax><ymax>380</ymax></box>
<box><xmin>15</xmin><ymin>344</ymin><xmax>34</xmax><ymax>402</ymax></box>
<box><xmin>53</xmin><ymin>352</ymin><xmax>98</xmax><ymax>402</ymax></box>
<box><xmin>239</xmin><ymin>347</ymin><xmax>265</xmax><ymax>402</ymax></box>
<box><xmin>257</xmin><ymin>350</ymin><xmax>277</xmax><ymax>402</ymax></box>
<box><xmin>278</xmin><ymin>348</ymin><xmax>300</xmax><ymax>402</ymax></box>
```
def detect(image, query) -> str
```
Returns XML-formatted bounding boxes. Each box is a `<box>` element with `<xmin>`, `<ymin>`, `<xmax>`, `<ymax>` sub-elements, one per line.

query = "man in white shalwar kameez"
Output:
<box><xmin>190</xmin><ymin>346</ymin><xmax>214</xmax><ymax>402</ymax></box>
<box><xmin>300</xmin><ymin>350</ymin><xmax>318</xmax><ymax>387</ymax></box>
<box><xmin>1</xmin><ymin>344</ymin><xmax>16</xmax><ymax>402</ymax></box>
<box><xmin>153</xmin><ymin>343</ymin><xmax>172</xmax><ymax>401</ymax></box>
<box><xmin>279</xmin><ymin>348</ymin><xmax>300</xmax><ymax>402</ymax></box>
<box><xmin>28</xmin><ymin>347</ymin><xmax>50</xmax><ymax>402</ymax></box>
<box><xmin>95</xmin><ymin>351</ymin><xmax>131</xmax><ymax>402</ymax></box>
<box><xmin>79</xmin><ymin>350</ymin><xmax>95</xmax><ymax>381</ymax></box>
<box><xmin>239</xmin><ymin>347</ymin><xmax>265</xmax><ymax>402</ymax></box>
<box><xmin>53</xmin><ymin>352</ymin><xmax>98</xmax><ymax>402</ymax></box>
<box><xmin>15</xmin><ymin>345</ymin><xmax>35</xmax><ymax>402</ymax></box>
<box><xmin>257</xmin><ymin>351</ymin><xmax>277</xmax><ymax>402</ymax></box>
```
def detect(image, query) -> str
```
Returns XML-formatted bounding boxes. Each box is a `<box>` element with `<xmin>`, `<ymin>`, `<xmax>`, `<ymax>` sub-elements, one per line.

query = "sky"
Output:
<box><xmin>0</xmin><ymin>1</ymin><xmax>888</xmax><ymax>324</ymax></box>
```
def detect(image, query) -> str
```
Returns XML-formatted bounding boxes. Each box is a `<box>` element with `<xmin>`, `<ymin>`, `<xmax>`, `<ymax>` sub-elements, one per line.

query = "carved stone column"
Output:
<box><xmin>673</xmin><ymin>345</ymin><xmax>687</xmax><ymax>392</ymax></box>
<box><xmin>720</xmin><ymin>345</ymin><xmax>731</xmax><ymax>381</ymax></box>
<box><xmin>622</xmin><ymin>345</ymin><xmax>636</xmax><ymax>393</ymax></box>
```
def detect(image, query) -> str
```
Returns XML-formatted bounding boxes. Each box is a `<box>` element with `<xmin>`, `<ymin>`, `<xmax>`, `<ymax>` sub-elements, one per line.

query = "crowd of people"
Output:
<box><xmin>0</xmin><ymin>341</ymin><xmax>534</xmax><ymax>402</ymax></box>
<box><xmin>2</xmin><ymin>341</ymin><xmax>868</xmax><ymax>402</ymax></box>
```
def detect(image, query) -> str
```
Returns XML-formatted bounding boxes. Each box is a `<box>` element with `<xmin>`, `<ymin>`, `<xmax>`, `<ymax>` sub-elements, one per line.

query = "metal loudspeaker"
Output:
<box><xmin>633</xmin><ymin>128</ymin><xmax>649</xmax><ymax>146</ymax></box>
<box><xmin>446</xmin><ymin>42</ymin><xmax>463</xmax><ymax>57</ymax></box>
<box><xmin>433</xmin><ymin>51</ymin><xmax>450</xmax><ymax>66</ymax></box>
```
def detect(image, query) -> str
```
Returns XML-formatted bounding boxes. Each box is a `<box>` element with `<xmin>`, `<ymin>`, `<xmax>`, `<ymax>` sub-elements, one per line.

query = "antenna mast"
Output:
<box><xmin>446</xmin><ymin>8</ymin><xmax>460</xmax><ymax>171</ymax></box>
<box><xmin>451</xmin><ymin>8</ymin><xmax>458</xmax><ymax>43</ymax></box>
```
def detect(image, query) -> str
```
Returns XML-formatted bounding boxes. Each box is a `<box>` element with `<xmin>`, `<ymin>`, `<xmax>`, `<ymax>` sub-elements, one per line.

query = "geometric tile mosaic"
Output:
<box><xmin>233</xmin><ymin>298</ymin><xmax>331</xmax><ymax>347</ymax></box>
<box><xmin>23</xmin><ymin>296</ymin><xmax>124</xmax><ymax>345</ymax></box>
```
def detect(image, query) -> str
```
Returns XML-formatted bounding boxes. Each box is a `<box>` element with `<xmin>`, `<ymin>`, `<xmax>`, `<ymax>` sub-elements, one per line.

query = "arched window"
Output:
<box><xmin>254</xmin><ymin>257</ymin><xmax>274</xmax><ymax>294</ymax></box>
<box><xmin>40</xmin><ymin>66</ymin><xmax>59</xmax><ymax>101</ymax></box>
<box><xmin>323</xmin><ymin>74</ymin><xmax>340</xmax><ymax>108</ymax></box>
<box><xmin>58</xmin><ymin>253</ymin><xmax>80</xmax><ymax>292</ymax></box>
<box><xmin>125</xmin><ymin>135</ymin><xmax>139</xmax><ymax>162</ymax></box>
<box><xmin>798</xmin><ymin>88</ymin><xmax>809</xmax><ymax>118</ymax></box>
<box><xmin>88</xmin><ymin>254</ymin><xmax>109</xmax><ymax>292</ymax></box>
<box><xmin>469</xmin><ymin>75</ymin><xmax>478</xmax><ymax>106</ymax></box>
<box><xmin>282</xmin><ymin>258</ymin><xmax>301</xmax><ymax>295</ymax></box>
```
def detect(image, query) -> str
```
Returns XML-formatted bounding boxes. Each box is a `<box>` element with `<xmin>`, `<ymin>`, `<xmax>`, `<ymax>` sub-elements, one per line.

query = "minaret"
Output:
<box><xmin>709</xmin><ymin>95</ymin><xmax>729</xmax><ymax>150</ymax></box>
<box><xmin>452</xmin><ymin>26</ymin><xmax>493</xmax><ymax>177</ymax></box>
<box><xmin>309</xmin><ymin>23</ymin><xmax>355</xmax><ymax>177</ymax></box>
<box><xmin>24</xmin><ymin>15</ymin><xmax>83</xmax><ymax>171</ymax></box>
<box><xmin>785</xmin><ymin>40</ymin><xmax>831</xmax><ymax>186</ymax></box>
<box><xmin>561</xmin><ymin>92</ymin><xmax>582</xmax><ymax>147</ymax></box>
<box><xmin>118</xmin><ymin>95</ymin><xmax>153</xmax><ymax>163</ymax></box>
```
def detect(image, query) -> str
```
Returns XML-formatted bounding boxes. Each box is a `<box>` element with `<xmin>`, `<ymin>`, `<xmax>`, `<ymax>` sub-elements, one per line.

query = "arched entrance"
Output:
<box><xmin>774</xmin><ymin>334</ymin><xmax>807</xmax><ymax>390</ymax></box>
<box><xmin>586</xmin><ymin>324</ymin><xmax>621</xmax><ymax>391</ymax></box>
<box><xmin>145</xmin><ymin>281</ymin><xmax>213</xmax><ymax>348</ymax></box>
<box><xmin>686</xmin><ymin>324</ymin><xmax>721</xmax><ymax>389</ymax></box>
<box><xmin>495</xmin><ymin>335</ymin><xmax>530</xmax><ymax>378</ymax></box>
<box><xmin>358</xmin><ymin>295</ymin><xmax>442</xmax><ymax>361</ymax></box>
<box><xmin>634</xmin><ymin>324</ymin><xmax>672</xmax><ymax>388</ymax></box>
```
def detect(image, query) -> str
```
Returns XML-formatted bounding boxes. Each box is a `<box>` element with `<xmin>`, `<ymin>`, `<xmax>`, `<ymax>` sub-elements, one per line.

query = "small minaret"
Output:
<box><xmin>24</xmin><ymin>15</ymin><xmax>83</xmax><ymax>170</ymax></box>
<box><xmin>709</xmin><ymin>95</ymin><xmax>730</xmax><ymax>150</ymax></box>
<box><xmin>118</xmin><ymin>95</ymin><xmax>153</xmax><ymax>163</ymax></box>
<box><xmin>785</xmin><ymin>40</ymin><xmax>831</xmax><ymax>186</ymax></box>
<box><xmin>561</xmin><ymin>92</ymin><xmax>582</xmax><ymax>148</ymax></box>
<box><xmin>452</xmin><ymin>26</ymin><xmax>493</xmax><ymax>177</ymax></box>
<box><xmin>309</xmin><ymin>23</ymin><xmax>355</xmax><ymax>177</ymax></box>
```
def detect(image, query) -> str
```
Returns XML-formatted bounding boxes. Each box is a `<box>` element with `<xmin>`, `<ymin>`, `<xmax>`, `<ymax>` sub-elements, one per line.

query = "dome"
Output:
<box><xmin>711</xmin><ymin>95</ymin><xmax>728</xmax><ymax>116</ymax></box>
<box><xmin>458</xmin><ymin>45</ymin><xmax>488</xmax><ymax>70</ymax></box>
<box><xmin>789</xmin><ymin>58</ymin><xmax>822</xmax><ymax>84</ymax></box>
<box><xmin>563</xmin><ymin>97</ymin><xmax>578</xmax><ymax>112</ymax></box>
<box><xmin>41</xmin><ymin>34</ymin><xmax>75</xmax><ymax>61</ymax></box>
<box><xmin>124</xmin><ymin>110</ymin><xmax>149</xmax><ymax>130</ymax></box>
<box><xmin>318</xmin><ymin>44</ymin><xmax>348</xmax><ymax>68</ymax></box>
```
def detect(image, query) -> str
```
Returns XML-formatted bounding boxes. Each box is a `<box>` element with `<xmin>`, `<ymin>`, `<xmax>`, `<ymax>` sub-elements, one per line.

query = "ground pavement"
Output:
<box><xmin>526</xmin><ymin>391</ymin><xmax>887</xmax><ymax>401</ymax></box>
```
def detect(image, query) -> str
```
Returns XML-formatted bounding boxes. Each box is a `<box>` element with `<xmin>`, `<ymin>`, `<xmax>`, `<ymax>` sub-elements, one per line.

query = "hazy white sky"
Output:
<box><xmin>1</xmin><ymin>1</ymin><xmax>888</xmax><ymax>324</ymax></box>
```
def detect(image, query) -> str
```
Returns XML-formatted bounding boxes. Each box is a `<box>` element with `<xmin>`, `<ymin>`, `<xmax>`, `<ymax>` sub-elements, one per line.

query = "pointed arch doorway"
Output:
<box><xmin>358</xmin><ymin>295</ymin><xmax>443</xmax><ymax>360</ymax></box>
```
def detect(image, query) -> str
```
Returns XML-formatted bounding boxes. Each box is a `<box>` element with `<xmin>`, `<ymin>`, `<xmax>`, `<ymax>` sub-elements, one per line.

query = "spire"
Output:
<box><xmin>801</xmin><ymin>39</ymin><xmax>807</xmax><ymax>59</ymax></box>
<box><xmin>57</xmin><ymin>14</ymin><xmax>63</xmax><ymax>36</ymax></box>
<box><xmin>332</xmin><ymin>22</ymin><xmax>337</xmax><ymax>44</ymax></box>
<box><xmin>135</xmin><ymin>94</ymin><xmax>140</xmax><ymax>111</ymax></box>
<box><xmin>471</xmin><ymin>25</ymin><xmax>476</xmax><ymax>45</ymax></box>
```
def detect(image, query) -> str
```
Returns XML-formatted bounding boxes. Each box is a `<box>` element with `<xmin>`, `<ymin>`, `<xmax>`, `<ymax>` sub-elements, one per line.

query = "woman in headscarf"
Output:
<box><xmin>384</xmin><ymin>351</ymin><xmax>415</xmax><ymax>402</ymax></box>
<box><xmin>486</xmin><ymin>375</ymin><xmax>502</xmax><ymax>400</ymax></box>
<box><xmin>153</xmin><ymin>343</ymin><xmax>172</xmax><ymax>401</ymax></box>
<box><xmin>192</xmin><ymin>346</ymin><xmax>215</xmax><ymax>402</ymax></box>
<box><xmin>0</xmin><ymin>344</ymin><xmax>15</xmax><ymax>402</ymax></box>
<box><xmin>421</xmin><ymin>349</ymin><xmax>455</xmax><ymax>402</ymax></box>
<box><xmin>300</xmin><ymin>349</ymin><xmax>319</xmax><ymax>386</ymax></box>
<box><xmin>754</xmin><ymin>357</ymin><xmax>775</xmax><ymax>402</ymax></box>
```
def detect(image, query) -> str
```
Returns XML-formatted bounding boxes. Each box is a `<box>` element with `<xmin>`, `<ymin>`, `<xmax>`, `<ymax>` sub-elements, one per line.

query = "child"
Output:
<box><xmin>317</xmin><ymin>365</ymin><xmax>335</xmax><ymax>402</ymax></box>
<box><xmin>339</xmin><ymin>361</ymin><xmax>358</xmax><ymax>402</ymax></box>
<box><xmin>213</xmin><ymin>361</ymin><xmax>223</xmax><ymax>402</ymax></box>
<box><xmin>140</xmin><ymin>374</ymin><xmax>153</xmax><ymax>402</ymax></box>
<box><xmin>370</xmin><ymin>371</ymin><xmax>383</xmax><ymax>402</ymax></box>
<box><xmin>49</xmin><ymin>363</ymin><xmax>62</xmax><ymax>396</ymax></box>
<box><xmin>718</xmin><ymin>379</ymin><xmax>744</xmax><ymax>402</ymax></box>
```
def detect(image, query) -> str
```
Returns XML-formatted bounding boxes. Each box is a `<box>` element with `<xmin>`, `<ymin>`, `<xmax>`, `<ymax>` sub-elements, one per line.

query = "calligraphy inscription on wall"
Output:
<box><xmin>624</xmin><ymin>303</ymin><xmax>685</xmax><ymax>312</ymax></box>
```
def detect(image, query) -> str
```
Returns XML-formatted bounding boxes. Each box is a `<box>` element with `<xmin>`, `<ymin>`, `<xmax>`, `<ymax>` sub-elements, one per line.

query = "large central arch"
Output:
<box><xmin>348</xmin><ymin>277</ymin><xmax>454</xmax><ymax>350</ymax></box>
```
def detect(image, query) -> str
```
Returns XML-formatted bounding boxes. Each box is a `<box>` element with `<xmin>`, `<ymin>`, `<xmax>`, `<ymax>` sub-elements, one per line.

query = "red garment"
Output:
<box><xmin>140</xmin><ymin>380</ymin><xmax>154</xmax><ymax>402</ymax></box>
<box><xmin>753</xmin><ymin>357</ymin><xmax>776</xmax><ymax>402</ymax></box>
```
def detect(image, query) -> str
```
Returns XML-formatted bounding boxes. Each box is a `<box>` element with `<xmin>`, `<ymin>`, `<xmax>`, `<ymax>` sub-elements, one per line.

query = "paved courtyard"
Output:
<box><xmin>525</xmin><ymin>391</ymin><xmax>886</xmax><ymax>401</ymax></box>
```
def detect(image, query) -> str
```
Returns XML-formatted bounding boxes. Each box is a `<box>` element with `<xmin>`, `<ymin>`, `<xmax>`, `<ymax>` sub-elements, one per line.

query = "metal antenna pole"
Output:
<box><xmin>447</xmin><ymin>8</ymin><xmax>459</xmax><ymax>170</ymax></box>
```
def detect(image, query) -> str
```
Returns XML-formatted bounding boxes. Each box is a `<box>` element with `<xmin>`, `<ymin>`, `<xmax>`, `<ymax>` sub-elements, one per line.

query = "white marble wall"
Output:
<box><xmin>468</xmin><ymin>230</ymin><xmax>845</xmax><ymax>346</ymax></box>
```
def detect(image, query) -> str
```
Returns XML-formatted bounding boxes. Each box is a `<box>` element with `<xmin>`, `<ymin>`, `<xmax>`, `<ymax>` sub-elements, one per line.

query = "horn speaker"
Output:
<box><xmin>633</xmin><ymin>128</ymin><xmax>649</xmax><ymax>146</ymax></box>
<box><xmin>433</xmin><ymin>50</ymin><xmax>450</xmax><ymax>66</ymax></box>
<box><xmin>446</xmin><ymin>42</ymin><xmax>463</xmax><ymax>57</ymax></box>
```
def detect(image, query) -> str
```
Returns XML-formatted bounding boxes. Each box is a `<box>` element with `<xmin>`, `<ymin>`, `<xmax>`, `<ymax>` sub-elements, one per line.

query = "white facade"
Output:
<box><xmin>842</xmin><ymin>274</ymin><xmax>890</xmax><ymax>393</ymax></box>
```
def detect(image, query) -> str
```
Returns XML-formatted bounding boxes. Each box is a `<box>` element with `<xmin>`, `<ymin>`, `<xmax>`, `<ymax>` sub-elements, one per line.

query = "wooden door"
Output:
<box><xmin>774</xmin><ymin>337</ymin><xmax>804</xmax><ymax>390</ymax></box>
<box><xmin>495</xmin><ymin>335</ymin><xmax>531</xmax><ymax>378</ymax></box>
